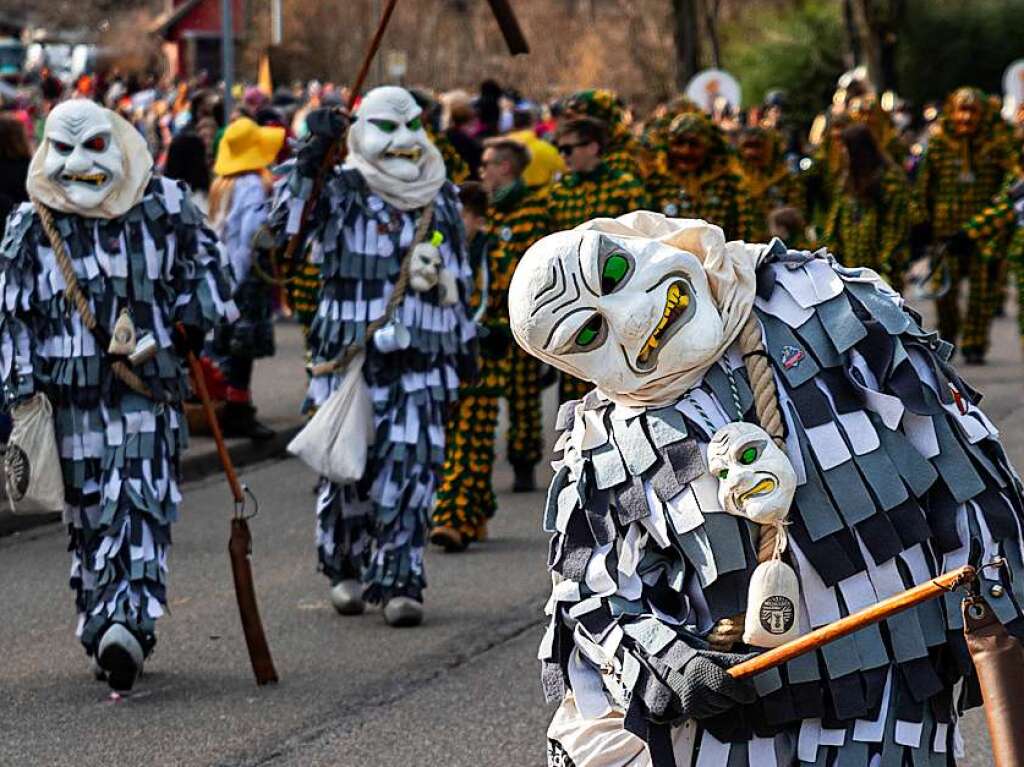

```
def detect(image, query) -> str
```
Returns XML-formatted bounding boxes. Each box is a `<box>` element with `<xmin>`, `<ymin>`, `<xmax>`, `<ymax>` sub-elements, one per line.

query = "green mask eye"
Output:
<box><xmin>601</xmin><ymin>253</ymin><xmax>630</xmax><ymax>293</ymax></box>
<box><xmin>717</xmin><ymin>469</ymin><xmax>729</xmax><ymax>480</ymax></box>
<box><xmin>370</xmin><ymin>119</ymin><xmax>398</xmax><ymax>134</ymax></box>
<box><xmin>739</xmin><ymin>447</ymin><xmax>758</xmax><ymax>465</ymax></box>
<box><xmin>407</xmin><ymin>117</ymin><xmax>422</xmax><ymax>131</ymax></box>
<box><xmin>575</xmin><ymin>315</ymin><xmax>603</xmax><ymax>348</ymax></box>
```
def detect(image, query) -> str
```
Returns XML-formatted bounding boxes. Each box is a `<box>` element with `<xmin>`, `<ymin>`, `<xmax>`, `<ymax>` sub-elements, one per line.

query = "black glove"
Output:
<box><xmin>479</xmin><ymin>323</ymin><xmax>512</xmax><ymax>361</ymax></box>
<box><xmin>671</xmin><ymin>650</ymin><xmax>757</xmax><ymax>721</ymax></box>
<box><xmin>173</xmin><ymin>325</ymin><xmax>206</xmax><ymax>358</ymax></box>
<box><xmin>909</xmin><ymin>221</ymin><xmax>933</xmax><ymax>261</ymax></box>
<box><xmin>296</xmin><ymin>108</ymin><xmax>350</xmax><ymax>178</ymax></box>
<box><xmin>946</xmin><ymin>230</ymin><xmax>974</xmax><ymax>259</ymax></box>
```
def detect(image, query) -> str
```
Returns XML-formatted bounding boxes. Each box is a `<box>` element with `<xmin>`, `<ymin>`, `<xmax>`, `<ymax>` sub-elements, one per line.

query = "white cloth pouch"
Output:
<box><xmin>4</xmin><ymin>393</ymin><xmax>65</xmax><ymax>513</ymax></box>
<box><xmin>287</xmin><ymin>352</ymin><xmax>375</xmax><ymax>485</ymax></box>
<box><xmin>743</xmin><ymin>557</ymin><xmax>802</xmax><ymax>648</ymax></box>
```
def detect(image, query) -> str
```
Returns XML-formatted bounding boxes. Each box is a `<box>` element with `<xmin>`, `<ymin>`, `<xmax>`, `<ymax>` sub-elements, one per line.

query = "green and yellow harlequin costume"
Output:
<box><xmin>736</xmin><ymin>126</ymin><xmax>804</xmax><ymax>242</ymax></box>
<box><xmin>964</xmin><ymin>175</ymin><xmax>1024</xmax><ymax>337</ymax></box>
<box><xmin>562</xmin><ymin>89</ymin><xmax>646</xmax><ymax>180</ymax></box>
<box><xmin>824</xmin><ymin>164</ymin><xmax>913</xmax><ymax>290</ymax></box>
<box><xmin>548</xmin><ymin>161</ymin><xmax>649</xmax><ymax>403</ymax></box>
<box><xmin>433</xmin><ymin>179</ymin><xmax>550</xmax><ymax>544</ymax></box>
<box><xmin>647</xmin><ymin>113</ymin><xmax>756</xmax><ymax>241</ymax></box>
<box><xmin>913</xmin><ymin>87</ymin><xmax>1014</xmax><ymax>357</ymax></box>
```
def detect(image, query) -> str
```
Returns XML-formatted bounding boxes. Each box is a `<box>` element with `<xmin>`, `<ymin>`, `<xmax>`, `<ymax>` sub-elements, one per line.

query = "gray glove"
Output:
<box><xmin>670</xmin><ymin>650</ymin><xmax>757</xmax><ymax>721</ymax></box>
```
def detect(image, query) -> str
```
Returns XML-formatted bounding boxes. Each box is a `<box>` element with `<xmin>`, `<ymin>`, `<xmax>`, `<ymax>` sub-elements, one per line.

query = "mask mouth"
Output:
<box><xmin>636</xmin><ymin>279</ymin><xmax>695</xmax><ymax>371</ymax></box>
<box><xmin>60</xmin><ymin>171</ymin><xmax>109</xmax><ymax>187</ymax></box>
<box><xmin>383</xmin><ymin>146</ymin><xmax>423</xmax><ymax>162</ymax></box>
<box><xmin>733</xmin><ymin>474</ymin><xmax>778</xmax><ymax>508</ymax></box>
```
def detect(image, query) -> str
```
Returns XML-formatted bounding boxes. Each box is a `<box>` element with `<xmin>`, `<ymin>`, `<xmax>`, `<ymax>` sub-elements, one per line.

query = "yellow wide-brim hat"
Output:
<box><xmin>214</xmin><ymin>117</ymin><xmax>286</xmax><ymax>176</ymax></box>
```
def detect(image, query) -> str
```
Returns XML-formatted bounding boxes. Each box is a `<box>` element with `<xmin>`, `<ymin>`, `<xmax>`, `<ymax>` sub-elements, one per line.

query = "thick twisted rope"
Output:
<box><xmin>309</xmin><ymin>203</ymin><xmax>435</xmax><ymax>377</ymax></box>
<box><xmin>707</xmin><ymin>312</ymin><xmax>787</xmax><ymax>651</ymax></box>
<box><xmin>32</xmin><ymin>199</ymin><xmax>157</xmax><ymax>400</ymax></box>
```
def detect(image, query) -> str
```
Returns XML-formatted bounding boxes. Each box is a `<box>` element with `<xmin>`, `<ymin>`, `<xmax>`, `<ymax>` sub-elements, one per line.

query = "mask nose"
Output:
<box><xmin>602</xmin><ymin>292</ymin><xmax>659</xmax><ymax>346</ymax></box>
<box><xmin>64</xmin><ymin>145</ymin><xmax>92</xmax><ymax>173</ymax></box>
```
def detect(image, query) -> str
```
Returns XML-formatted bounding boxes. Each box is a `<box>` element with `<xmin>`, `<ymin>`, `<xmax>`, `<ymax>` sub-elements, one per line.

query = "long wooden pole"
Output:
<box><xmin>181</xmin><ymin>327</ymin><xmax>278</xmax><ymax>685</ymax></box>
<box><xmin>728</xmin><ymin>565</ymin><xmax>976</xmax><ymax>679</ymax></box>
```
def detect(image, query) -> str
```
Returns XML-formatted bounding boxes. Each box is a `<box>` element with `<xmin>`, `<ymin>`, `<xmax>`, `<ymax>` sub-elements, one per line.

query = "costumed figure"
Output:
<box><xmin>550</xmin><ymin>116</ymin><xmax>650</xmax><ymax>404</ymax></box>
<box><xmin>802</xmin><ymin>107</ymin><xmax>850</xmax><ymax>228</ymax></box>
<box><xmin>0</xmin><ymin>100</ymin><xmax>237</xmax><ymax>690</ymax></box>
<box><xmin>208</xmin><ymin>117</ymin><xmax>286</xmax><ymax>439</ymax></box>
<box><xmin>959</xmin><ymin>170</ymin><xmax>1024</xmax><ymax>350</ymax></box>
<box><xmin>912</xmin><ymin>87</ymin><xmax>1014</xmax><ymax>364</ymax></box>
<box><xmin>734</xmin><ymin>125</ymin><xmax>804</xmax><ymax>242</ymax></box>
<box><xmin>560</xmin><ymin>90</ymin><xmax>646</xmax><ymax>181</ymax></box>
<box><xmin>270</xmin><ymin>87</ymin><xmax>476</xmax><ymax>625</ymax></box>
<box><xmin>824</xmin><ymin>123</ymin><xmax>912</xmax><ymax>291</ymax></box>
<box><xmin>508</xmin><ymin>212</ymin><xmax>1024</xmax><ymax>766</ymax></box>
<box><xmin>431</xmin><ymin>139</ymin><xmax>549</xmax><ymax>552</ymax></box>
<box><xmin>648</xmin><ymin>113</ymin><xmax>756</xmax><ymax>241</ymax></box>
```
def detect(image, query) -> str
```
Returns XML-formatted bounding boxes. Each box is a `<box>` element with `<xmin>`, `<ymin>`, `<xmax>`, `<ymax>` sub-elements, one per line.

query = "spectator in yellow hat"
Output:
<box><xmin>208</xmin><ymin>117</ymin><xmax>285</xmax><ymax>439</ymax></box>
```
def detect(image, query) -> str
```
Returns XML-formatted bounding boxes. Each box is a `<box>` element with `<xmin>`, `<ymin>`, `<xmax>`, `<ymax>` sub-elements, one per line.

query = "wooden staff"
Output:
<box><xmin>728</xmin><ymin>565</ymin><xmax>976</xmax><ymax>679</ymax></box>
<box><xmin>181</xmin><ymin>326</ymin><xmax>279</xmax><ymax>686</ymax></box>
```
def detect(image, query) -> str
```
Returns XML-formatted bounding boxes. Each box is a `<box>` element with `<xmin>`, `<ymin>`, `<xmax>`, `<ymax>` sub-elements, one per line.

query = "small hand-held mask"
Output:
<box><xmin>408</xmin><ymin>242</ymin><xmax>442</xmax><ymax>293</ymax></box>
<box><xmin>707</xmin><ymin>422</ymin><xmax>796</xmax><ymax>525</ymax></box>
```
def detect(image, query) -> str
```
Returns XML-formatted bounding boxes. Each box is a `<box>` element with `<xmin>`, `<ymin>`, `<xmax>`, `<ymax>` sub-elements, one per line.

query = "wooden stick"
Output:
<box><xmin>728</xmin><ymin>565</ymin><xmax>976</xmax><ymax>679</ymax></box>
<box><xmin>347</xmin><ymin>0</ymin><xmax>400</xmax><ymax>110</ymax></box>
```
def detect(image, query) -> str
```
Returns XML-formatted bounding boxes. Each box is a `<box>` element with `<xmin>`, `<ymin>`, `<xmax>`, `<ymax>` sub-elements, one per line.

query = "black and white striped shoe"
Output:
<box><xmin>97</xmin><ymin>624</ymin><xmax>144</xmax><ymax>692</ymax></box>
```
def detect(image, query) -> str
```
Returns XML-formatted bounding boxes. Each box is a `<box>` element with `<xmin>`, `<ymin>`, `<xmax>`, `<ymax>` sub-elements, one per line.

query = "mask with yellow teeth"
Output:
<box><xmin>707</xmin><ymin>422</ymin><xmax>796</xmax><ymax>525</ymax></box>
<box><xmin>507</xmin><ymin>230</ymin><xmax>725</xmax><ymax>398</ymax></box>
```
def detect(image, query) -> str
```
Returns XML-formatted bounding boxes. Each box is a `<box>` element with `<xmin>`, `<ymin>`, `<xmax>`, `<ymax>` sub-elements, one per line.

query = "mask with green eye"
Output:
<box><xmin>707</xmin><ymin>422</ymin><xmax>796</xmax><ymax>524</ymax></box>
<box><xmin>508</xmin><ymin>229</ymin><xmax>725</xmax><ymax>398</ymax></box>
<box><xmin>349</xmin><ymin>86</ymin><xmax>433</xmax><ymax>183</ymax></box>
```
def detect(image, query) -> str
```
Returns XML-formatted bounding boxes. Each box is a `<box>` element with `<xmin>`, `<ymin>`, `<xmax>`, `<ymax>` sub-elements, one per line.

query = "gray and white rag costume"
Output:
<box><xmin>0</xmin><ymin>100</ymin><xmax>237</xmax><ymax>661</ymax></box>
<box><xmin>509</xmin><ymin>213</ymin><xmax>1024</xmax><ymax>766</ymax></box>
<box><xmin>271</xmin><ymin>87</ymin><xmax>476</xmax><ymax>604</ymax></box>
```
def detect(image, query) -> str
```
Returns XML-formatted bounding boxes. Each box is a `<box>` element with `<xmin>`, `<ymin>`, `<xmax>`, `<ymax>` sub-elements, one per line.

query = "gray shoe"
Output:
<box><xmin>97</xmin><ymin>624</ymin><xmax>144</xmax><ymax>692</ymax></box>
<box><xmin>383</xmin><ymin>596</ymin><xmax>423</xmax><ymax>627</ymax></box>
<box><xmin>329</xmin><ymin>579</ymin><xmax>366</xmax><ymax>615</ymax></box>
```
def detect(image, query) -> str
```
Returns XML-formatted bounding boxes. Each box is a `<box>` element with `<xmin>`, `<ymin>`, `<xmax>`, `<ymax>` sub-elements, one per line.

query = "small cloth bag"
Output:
<box><xmin>743</xmin><ymin>525</ymin><xmax>802</xmax><ymax>647</ymax></box>
<box><xmin>4</xmin><ymin>393</ymin><xmax>65</xmax><ymax>513</ymax></box>
<box><xmin>287</xmin><ymin>352</ymin><xmax>374</xmax><ymax>485</ymax></box>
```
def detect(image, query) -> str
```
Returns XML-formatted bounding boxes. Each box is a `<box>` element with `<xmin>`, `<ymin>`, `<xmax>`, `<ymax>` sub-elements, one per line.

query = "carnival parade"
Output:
<box><xmin>1</xmin><ymin>1</ymin><xmax>1024</xmax><ymax>765</ymax></box>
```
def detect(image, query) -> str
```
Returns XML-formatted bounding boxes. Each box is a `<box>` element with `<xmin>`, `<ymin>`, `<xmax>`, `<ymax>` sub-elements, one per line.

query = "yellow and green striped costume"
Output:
<box><xmin>965</xmin><ymin>175</ymin><xmax>1024</xmax><ymax>335</ymax></box>
<box><xmin>647</xmin><ymin>165</ymin><xmax>756</xmax><ymax>242</ymax></box>
<box><xmin>433</xmin><ymin>180</ymin><xmax>550</xmax><ymax>543</ymax></box>
<box><xmin>913</xmin><ymin>90</ymin><xmax>1013</xmax><ymax>355</ymax></box>
<box><xmin>548</xmin><ymin>161</ymin><xmax>649</xmax><ymax>402</ymax></box>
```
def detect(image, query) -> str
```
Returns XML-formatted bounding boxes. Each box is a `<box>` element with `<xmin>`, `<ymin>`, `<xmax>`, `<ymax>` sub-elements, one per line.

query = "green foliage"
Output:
<box><xmin>896</xmin><ymin>0</ymin><xmax>1024</xmax><ymax>106</ymax></box>
<box><xmin>722</xmin><ymin>0</ymin><xmax>847</xmax><ymax>128</ymax></box>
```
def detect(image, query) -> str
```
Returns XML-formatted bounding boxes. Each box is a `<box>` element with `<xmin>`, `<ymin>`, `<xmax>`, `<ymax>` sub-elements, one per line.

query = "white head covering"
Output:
<box><xmin>27</xmin><ymin>99</ymin><xmax>153</xmax><ymax>220</ymax></box>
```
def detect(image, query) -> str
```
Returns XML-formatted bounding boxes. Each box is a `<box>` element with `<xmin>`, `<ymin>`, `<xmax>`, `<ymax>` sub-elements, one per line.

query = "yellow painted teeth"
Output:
<box><xmin>638</xmin><ymin>283</ymin><xmax>689</xmax><ymax>362</ymax></box>
<box><xmin>739</xmin><ymin>478</ymin><xmax>776</xmax><ymax>503</ymax></box>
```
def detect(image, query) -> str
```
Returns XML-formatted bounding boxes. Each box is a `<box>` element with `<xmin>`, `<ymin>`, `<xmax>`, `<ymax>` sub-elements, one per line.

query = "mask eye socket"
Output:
<box><xmin>52</xmin><ymin>140</ymin><xmax>73</xmax><ymax>154</ymax></box>
<box><xmin>601</xmin><ymin>253</ymin><xmax>630</xmax><ymax>294</ymax></box>
<box><xmin>574</xmin><ymin>314</ymin><xmax>605</xmax><ymax>349</ymax></box>
<box><xmin>84</xmin><ymin>135</ymin><xmax>108</xmax><ymax>152</ymax></box>
<box><xmin>739</xmin><ymin>446</ymin><xmax>759</xmax><ymax>465</ymax></box>
<box><xmin>406</xmin><ymin>117</ymin><xmax>422</xmax><ymax>131</ymax></box>
<box><xmin>717</xmin><ymin>468</ymin><xmax>729</xmax><ymax>480</ymax></box>
<box><xmin>370</xmin><ymin>119</ymin><xmax>398</xmax><ymax>134</ymax></box>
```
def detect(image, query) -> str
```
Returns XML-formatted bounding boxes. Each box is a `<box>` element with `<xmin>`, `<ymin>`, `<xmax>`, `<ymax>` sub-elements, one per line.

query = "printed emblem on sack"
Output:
<box><xmin>780</xmin><ymin>345</ymin><xmax>804</xmax><ymax>369</ymax></box>
<box><xmin>4</xmin><ymin>444</ymin><xmax>30</xmax><ymax>501</ymax></box>
<box><xmin>500</xmin><ymin>226</ymin><xmax>514</xmax><ymax>242</ymax></box>
<box><xmin>759</xmin><ymin>595</ymin><xmax>795</xmax><ymax>635</ymax></box>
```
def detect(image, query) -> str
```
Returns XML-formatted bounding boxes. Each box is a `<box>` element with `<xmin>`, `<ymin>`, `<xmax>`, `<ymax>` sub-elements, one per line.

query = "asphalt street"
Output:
<box><xmin>0</xmin><ymin>292</ymin><xmax>1017</xmax><ymax>766</ymax></box>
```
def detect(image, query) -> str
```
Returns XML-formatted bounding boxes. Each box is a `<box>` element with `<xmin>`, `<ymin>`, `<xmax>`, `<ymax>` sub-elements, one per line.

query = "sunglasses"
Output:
<box><xmin>557</xmin><ymin>141</ymin><xmax>591</xmax><ymax>156</ymax></box>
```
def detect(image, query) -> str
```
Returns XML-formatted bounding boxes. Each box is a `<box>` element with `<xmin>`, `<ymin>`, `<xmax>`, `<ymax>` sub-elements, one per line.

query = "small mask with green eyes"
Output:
<box><xmin>706</xmin><ymin>421</ymin><xmax>796</xmax><ymax>525</ymax></box>
<box><xmin>348</xmin><ymin>86</ymin><xmax>434</xmax><ymax>183</ymax></box>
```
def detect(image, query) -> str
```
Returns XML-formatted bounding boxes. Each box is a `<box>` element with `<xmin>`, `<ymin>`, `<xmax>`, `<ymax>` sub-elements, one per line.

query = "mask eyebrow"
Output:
<box><xmin>551</xmin><ymin>272</ymin><xmax>581</xmax><ymax>316</ymax></box>
<box><xmin>577</xmin><ymin>237</ymin><xmax>599</xmax><ymax>297</ymax></box>
<box><xmin>532</xmin><ymin>256</ymin><xmax>569</xmax><ymax>317</ymax></box>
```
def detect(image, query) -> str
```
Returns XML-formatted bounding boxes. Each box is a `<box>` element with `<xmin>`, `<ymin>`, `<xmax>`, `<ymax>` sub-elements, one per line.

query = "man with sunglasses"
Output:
<box><xmin>549</xmin><ymin>117</ymin><xmax>649</xmax><ymax>402</ymax></box>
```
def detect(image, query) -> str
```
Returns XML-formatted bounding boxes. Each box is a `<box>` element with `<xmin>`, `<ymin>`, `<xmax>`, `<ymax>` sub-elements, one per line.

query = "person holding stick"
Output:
<box><xmin>270</xmin><ymin>87</ymin><xmax>476</xmax><ymax>627</ymax></box>
<box><xmin>509</xmin><ymin>211</ymin><xmax>1024</xmax><ymax>765</ymax></box>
